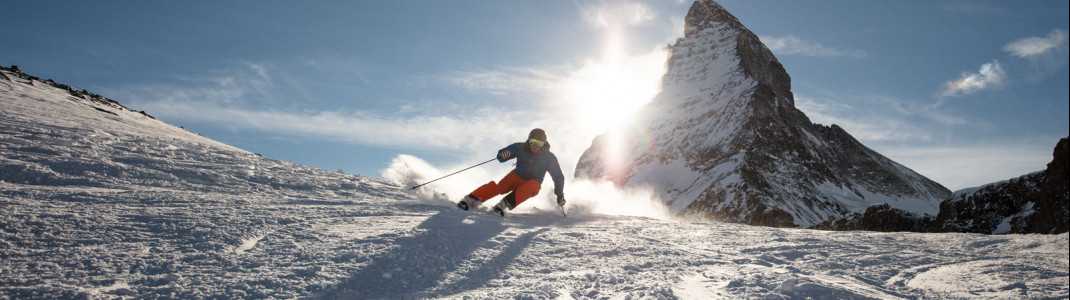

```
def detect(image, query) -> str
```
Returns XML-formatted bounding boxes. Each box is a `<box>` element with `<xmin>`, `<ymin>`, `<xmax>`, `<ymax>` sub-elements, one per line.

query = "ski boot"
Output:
<box><xmin>492</xmin><ymin>201</ymin><xmax>507</xmax><ymax>217</ymax></box>
<box><xmin>456</xmin><ymin>195</ymin><xmax>480</xmax><ymax>211</ymax></box>
<box><xmin>491</xmin><ymin>191</ymin><xmax>519</xmax><ymax>217</ymax></box>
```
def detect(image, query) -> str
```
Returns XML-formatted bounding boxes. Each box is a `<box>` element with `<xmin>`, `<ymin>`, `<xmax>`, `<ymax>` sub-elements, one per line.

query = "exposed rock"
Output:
<box><xmin>931</xmin><ymin>138</ymin><xmax>1068</xmax><ymax>234</ymax></box>
<box><xmin>811</xmin><ymin>204</ymin><xmax>928</xmax><ymax>232</ymax></box>
<box><xmin>1030</xmin><ymin>137</ymin><xmax>1069</xmax><ymax>233</ymax></box>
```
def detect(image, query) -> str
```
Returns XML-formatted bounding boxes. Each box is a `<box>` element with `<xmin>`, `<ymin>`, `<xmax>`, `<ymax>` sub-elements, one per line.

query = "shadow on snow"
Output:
<box><xmin>314</xmin><ymin>207</ymin><xmax>553</xmax><ymax>299</ymax></box>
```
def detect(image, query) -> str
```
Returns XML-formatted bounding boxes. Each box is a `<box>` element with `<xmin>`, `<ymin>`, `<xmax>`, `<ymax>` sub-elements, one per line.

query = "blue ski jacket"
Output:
<box><xmin>498</xmin><ymin>142</ymin><xmax>565</xmax><ymax>196</ymax></box>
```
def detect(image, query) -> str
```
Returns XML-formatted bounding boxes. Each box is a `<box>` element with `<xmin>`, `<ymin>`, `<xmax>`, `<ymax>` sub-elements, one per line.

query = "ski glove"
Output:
<box><xmin>556</xmin><ymin>195</ymin><xmax>566</xmax><ymax>206</ymax></box>
<box><xmin>499</xmin><ymin>150</ymin><xmax>512</xmax><ymax>160</ymax></box>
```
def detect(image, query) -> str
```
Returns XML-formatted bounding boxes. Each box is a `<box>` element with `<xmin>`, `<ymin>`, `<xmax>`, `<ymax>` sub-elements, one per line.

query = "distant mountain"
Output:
<box><xmin>575</xmin><ymin>0</ymin><xmax>950</xmax><ymax>227</ymax></box>
<box><xmin>814</xmin><ymin>137</ymin><xmax>1069</xmax><ymax>234</ymax></box>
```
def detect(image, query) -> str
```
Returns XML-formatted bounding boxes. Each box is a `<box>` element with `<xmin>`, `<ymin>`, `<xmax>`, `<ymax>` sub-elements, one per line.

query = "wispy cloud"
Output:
<box><xmin>795</xmin><ymin>81</ymin><xmax>990</xmax><ymax>143</ymax></box>
<box><xmin>940</xmin><ymin>60</ymin><xmax>1005</xmax><ymax>98</ymax></box>
<box><xmin>795</xmin><ymin>94</ymin><xmax>934</xmax><ymax>143</ymax></box>
<box><xmin>1004</xmin><ymin>29</ymin><xmax>1070</xmax><ymax>77</ymax></box>
<box><xmin>440</xmin><ymin>67</ymin><xmax>562</xmax><ymax>97</ymax></box>
<box><xmin>580</xmin><ymin>1</ymin><xmax>656</xmax><ymax>28</ymax></box>
<box><xmin>760</xmin><ymin>35</ymin><xmax>866</xmax><ymax>58</ymax></box>
<box><xmin>115</xmin><ymin>68</ymin><xmax>521</xmax><ymax>155</ymax></box>
<box><xmin>877</xmin><ymin>140</ymin><xmax>1058</xmax><ymax>191</ymax></box>
<box><xmin>1003</xmin><ymin>29</ymin><xmax>1068</xmax><ymax>58</ymax></box>
<box><xmin>140</xmin><ymin>101</ymin><xmax>519</xmax><ymax>153</ymax></box>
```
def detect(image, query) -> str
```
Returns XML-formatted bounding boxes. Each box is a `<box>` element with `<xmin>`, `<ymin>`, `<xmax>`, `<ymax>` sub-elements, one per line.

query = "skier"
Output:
<box><xmin>457</xmin><ymin>128</ymin><xmax>566</xmax><ymax>216</ymax></box>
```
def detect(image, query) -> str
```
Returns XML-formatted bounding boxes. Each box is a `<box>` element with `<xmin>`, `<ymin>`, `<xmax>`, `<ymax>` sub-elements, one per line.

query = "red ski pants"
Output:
<box><xmin>470</xmin><ymin>171</ymin><xmax>541</xmax><ymax>206</ymax></box>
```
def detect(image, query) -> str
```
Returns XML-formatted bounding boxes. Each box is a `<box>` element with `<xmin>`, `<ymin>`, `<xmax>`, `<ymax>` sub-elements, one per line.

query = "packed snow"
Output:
<box><xmin>3</xmin><ymin>69</ymin><xmax>1068</xmax><ymax>299</ymax></box>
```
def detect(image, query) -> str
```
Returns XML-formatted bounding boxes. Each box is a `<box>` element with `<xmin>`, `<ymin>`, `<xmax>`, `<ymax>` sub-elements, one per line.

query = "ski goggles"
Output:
<box><xmin>528</xmin><ymin>138</ymin><xmax>546</xmax><ymax>148</ymax></box>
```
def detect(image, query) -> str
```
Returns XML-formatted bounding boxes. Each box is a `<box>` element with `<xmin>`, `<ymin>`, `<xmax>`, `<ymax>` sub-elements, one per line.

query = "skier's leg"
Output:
<box><xmin>499</xmin><ymin>192</ymin><xmax>517</xmax><ymax>210</ymax></box>
<box><xmin>470</xmin><ymin>172</ymin><xmax>523</xmax><ymax>201</ymax></box>
<box><xmin>511</xmin><ymin>179</ymin><xmax>542</xmax><ymax>207</ymax></box>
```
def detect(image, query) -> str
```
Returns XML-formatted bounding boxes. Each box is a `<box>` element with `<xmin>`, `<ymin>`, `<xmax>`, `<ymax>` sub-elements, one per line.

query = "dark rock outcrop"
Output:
<box><xmin>811</xmin><ymin>204</ymin><xmax>929</xmax><ymax>232</ymax></box>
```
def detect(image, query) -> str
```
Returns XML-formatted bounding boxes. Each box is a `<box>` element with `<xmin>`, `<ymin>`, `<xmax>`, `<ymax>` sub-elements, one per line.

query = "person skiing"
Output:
<box><xmin>457</xmin><ymin>128</ymin><xmax>566</xmax><ymax>216</ymax></box>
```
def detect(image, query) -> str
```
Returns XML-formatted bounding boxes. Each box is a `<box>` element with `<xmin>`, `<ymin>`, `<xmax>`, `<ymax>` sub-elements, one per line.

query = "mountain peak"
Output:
<box><xmin>576</xmin><ymin>0</ymin><xmax>950</xmax><ymax>227</ymax></box>
<box><xmin>684</xmin><ymin>0</ymin><xmax>743</xmax><ymax>38</ymax></box>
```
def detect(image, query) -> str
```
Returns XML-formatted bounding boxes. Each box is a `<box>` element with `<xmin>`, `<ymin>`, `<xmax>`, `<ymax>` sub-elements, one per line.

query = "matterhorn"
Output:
<box><xmin>576</xmin><ymin>0</ymin><xmax>950</xmax><ymax>227</ymax></box>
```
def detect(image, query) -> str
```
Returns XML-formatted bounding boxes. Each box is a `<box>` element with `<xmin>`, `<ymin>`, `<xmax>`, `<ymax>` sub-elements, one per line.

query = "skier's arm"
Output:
<box><xmin>497</xmin><ymin>143</ymin><xmax>523</xmax><ymax>162</ymax></box>
<box><xmin>548</xmin><ymin>157</ymin><xmax>565</xmax><ymax>197</ymax></box>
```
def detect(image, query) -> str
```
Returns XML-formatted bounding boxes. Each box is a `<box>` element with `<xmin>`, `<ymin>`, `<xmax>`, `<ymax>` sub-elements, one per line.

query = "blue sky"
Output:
<box><xmin>4</xmin><ymin>1</ymin><xmax>1067</xmax><ymax>191</ymax></box>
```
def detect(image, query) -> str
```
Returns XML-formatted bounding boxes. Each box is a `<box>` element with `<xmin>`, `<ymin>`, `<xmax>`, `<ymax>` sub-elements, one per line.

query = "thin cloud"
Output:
<box><xmin>442</xmin><ymin>67</ymin><xmax>561</xmax><ymax>97</ymax></box>
<box><xmin>108</xmin><ymin>64</ymin><xmax>521</xmax><ymax>153</ymax></box>
<box><xmin>940</xmin><ymin>60</ymin><xmax>1005</xmax><ymax>98</ymax></box>
<box><xmin>760</xmin><ymin>35</ymin><xmax>866</xmax><ymax>58</ymax></box>
<box><xmin>1004</xmin><ymin>29</ymin><xmax>1069</xmax><ymax>77</ymax></box>
<box><xmin>795</xmin><ymin>95</ymin><xmax>933</xmax><ymax>143</ymax></box>
<box><xmin>129</xmin><ymin>97</ymin><xmax>519</xmax><ymax>154</ymax></box>
<box><xmin>581</xmin><ymin>1</ymin><xmax>656</xmax><ymax>29</ymax></box>
<box><xmin>797</xmin><ymin>85</ymin><xmax>973</xmax><ymax>129</ymax></box>
<box><xmin>877</xmin><ymin>139</ymin><xmax>1059</xmax><ymax>191</ymax></box>
<box><xmin>1003</xmin><ymin>29</ymin><xmax>1068</xmax><ymax>58</ymax></box>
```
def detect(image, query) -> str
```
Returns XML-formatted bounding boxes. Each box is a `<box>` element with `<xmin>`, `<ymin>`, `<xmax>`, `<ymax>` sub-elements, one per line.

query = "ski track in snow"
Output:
<box><xmin>3</xmin><ymin>71</ymin><xmax>1069</xmax><ymax>299</ymax></box>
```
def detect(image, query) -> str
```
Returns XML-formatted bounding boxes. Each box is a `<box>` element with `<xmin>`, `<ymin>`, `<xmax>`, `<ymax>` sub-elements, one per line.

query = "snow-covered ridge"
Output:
<box><xmin>1</xmin><ymin>66</ymin><xmax>391</xmax><ymax>194</ymax></box>
<box><xmin>1</xmin><ymin>66</ymin><xmax>235</xmax><ymax>151</ymax></box>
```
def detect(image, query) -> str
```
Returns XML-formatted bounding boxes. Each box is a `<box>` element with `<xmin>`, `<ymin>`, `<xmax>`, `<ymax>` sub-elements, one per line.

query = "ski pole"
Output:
<box><xmin>409</xmin><ymin>158</ymin><xmax>496</xmax><ymax>190</ymax></box>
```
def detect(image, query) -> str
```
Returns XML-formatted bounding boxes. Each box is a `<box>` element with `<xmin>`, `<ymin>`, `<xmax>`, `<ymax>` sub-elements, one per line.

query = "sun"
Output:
<box><xmin>547</xmin><ymin>14</ymin><xmax>667</xmax><ymax>180</ymax></box>
<box><xmin>563</xmin><ymin>47</ymin><xmax>667</xmax><ymax>136</ymax></box>
<box><xmin>555</xmin><ymin>41</ymin><xmax>666</xmax><ymax>183</ymax></box>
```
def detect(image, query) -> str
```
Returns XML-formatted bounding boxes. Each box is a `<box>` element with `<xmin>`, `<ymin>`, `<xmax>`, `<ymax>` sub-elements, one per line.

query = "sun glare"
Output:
<box><xmin>563</xmin><ymin>45</ymin><xmax>666</xmax><ymax>137</ymax></box>
<box><xmin>554</xmin><ymin>31</ymin><xmax>667</xmax><ymax>184</ymax></box>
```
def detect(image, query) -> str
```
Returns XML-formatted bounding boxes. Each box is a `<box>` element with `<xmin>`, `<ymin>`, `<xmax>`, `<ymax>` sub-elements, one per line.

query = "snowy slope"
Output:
<box><xmin>3</xmin><ymin>68</ymin><xmax>1068</xmax><ymax>299</ymax></box>
<box><xmin>576</xmin><ymin>1</ymin><xmax>949</xmax><ymax>228</ymax></box>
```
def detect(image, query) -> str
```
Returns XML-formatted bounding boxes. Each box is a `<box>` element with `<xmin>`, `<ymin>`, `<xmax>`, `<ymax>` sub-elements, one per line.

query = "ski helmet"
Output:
<box><xmin>528</xmin><ymin>128</ymin><xmax>547</xmax><ymax>142</ymax></box>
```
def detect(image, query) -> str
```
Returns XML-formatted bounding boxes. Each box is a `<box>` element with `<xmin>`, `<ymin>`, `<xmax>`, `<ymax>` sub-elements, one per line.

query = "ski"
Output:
<box><xmin>455</xmin><ymin>196</ymin><xmax>506</xmax><ymax>218</ymax></box>
<box><xmin>455</xmin><ymin>192</ymin><xmax>567</xmax><ymax>218</ymax></box>
<box><xmin>455</xmin><ymin>191</ymin><xmax>567</xmax><ymax>218</ymax></box>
